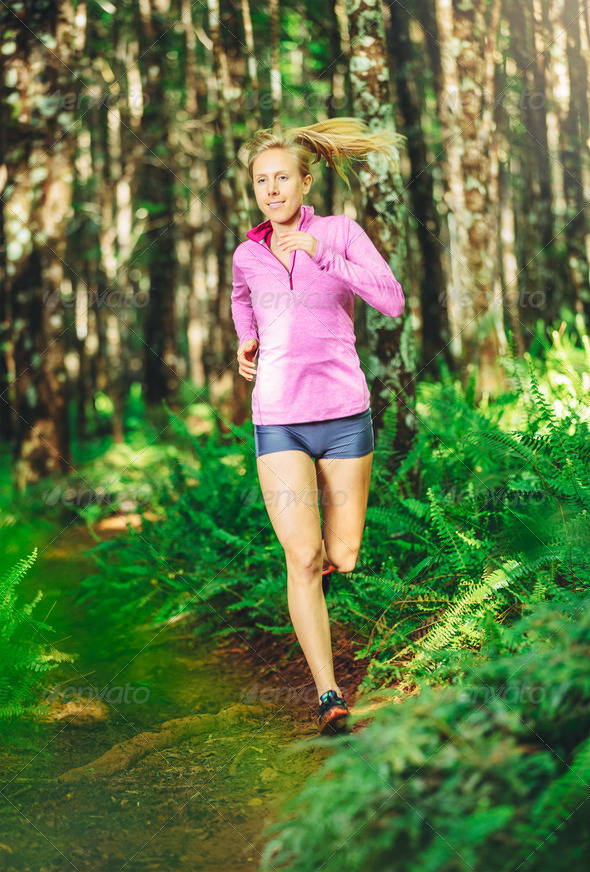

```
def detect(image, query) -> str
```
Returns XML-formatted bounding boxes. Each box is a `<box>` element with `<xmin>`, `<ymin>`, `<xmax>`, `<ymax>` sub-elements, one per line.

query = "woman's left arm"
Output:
<box><xmin>311</xmin><ymin>216</ymin><xmax>405</xmax><ymax>318</ymax></box>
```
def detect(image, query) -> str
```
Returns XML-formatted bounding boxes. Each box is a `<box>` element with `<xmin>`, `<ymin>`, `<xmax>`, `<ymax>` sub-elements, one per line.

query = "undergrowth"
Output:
<box><xmin>259</xmin><ymin>594</ymin><xmax>590</xmax><ymax>872</ymax></box>
<box><xmin>0</xmin><ymin>550</ymin><xmax>73</xmax><ymax>729</ymax></box>
<box><xmin>75</xmin><ymin>322</ymin><xmax>590</xmax><ymax>680</ymax></box>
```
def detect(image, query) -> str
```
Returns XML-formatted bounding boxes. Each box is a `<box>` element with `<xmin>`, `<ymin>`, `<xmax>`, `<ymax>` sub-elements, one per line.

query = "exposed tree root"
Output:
<box><xmin>58</xmin><ymin>703</ymin><xmax>266</xmax><ymax>782</ymax></box>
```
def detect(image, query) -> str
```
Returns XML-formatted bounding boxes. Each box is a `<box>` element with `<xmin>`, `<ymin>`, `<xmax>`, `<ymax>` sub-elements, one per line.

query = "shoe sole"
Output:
<box><xmin>319</xmin><ymin>707</ymin><xmax>349</xmax><ymax>735</ymax></box>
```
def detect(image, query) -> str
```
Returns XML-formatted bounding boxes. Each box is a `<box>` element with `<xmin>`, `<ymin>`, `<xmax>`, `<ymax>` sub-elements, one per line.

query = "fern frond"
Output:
<box><xmin>0</xmin><ymin>548</ymin><xmax>38</xmax><ymax>600</ymax></box>
<box><xmin>407</xmin><ymin>561</ymin><xmax>518</xmax><ymax>672</ymax></box>
<box><xmin>0</xmin><ymin>549</ymin><xmax>72</xmax><ymax>725</ymax></box>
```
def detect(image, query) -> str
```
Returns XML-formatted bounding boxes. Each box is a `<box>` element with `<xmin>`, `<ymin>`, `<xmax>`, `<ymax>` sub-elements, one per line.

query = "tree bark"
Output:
<box><xmin>0</xmin><ymin>164</ymin><xmax>12</xmax><ymax>441</ymax></box>
<box><xmin>384</xmin><ymin>0</ymin><xmax>451</xmax><ymax>372</ymax></box>
<box><xmin>2</xmin><ymin>1</ymin><xmax>78</xmax><ymax>487</ymax></box>
<box><xmin>505</xmin><ymin>0</ymin><xmax>557</xmax><ymax>332</ymax></box>
<box><xmin>208</xmin><ymin>0</ymin><xmax>259</xmax><ymax>428</ymax></box>
<box><xmin>136</xmin><ymin>0</ymin><xmax>180</xmax><ymax>407</ymax></box>
<box><xmin>345</xmin><ymin>0</ymin><xmax>417</xmax><ymax>467</ymax></box>
<box><xmin>435</xmin><ymin>0</ymin><xmax>507</xmax><ymax>396</ymax></box>
<box><xmin>561</xmin><ymin>0</ymin><xmax>590</xmax><ymax>319</ymax></box>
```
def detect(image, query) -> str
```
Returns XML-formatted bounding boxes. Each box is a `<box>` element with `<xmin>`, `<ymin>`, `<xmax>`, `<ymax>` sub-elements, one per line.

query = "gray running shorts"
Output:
<box><xmin>254</xmin><ymin>407</ymin><xmax>374</xmax><ymax>460</ymax></box>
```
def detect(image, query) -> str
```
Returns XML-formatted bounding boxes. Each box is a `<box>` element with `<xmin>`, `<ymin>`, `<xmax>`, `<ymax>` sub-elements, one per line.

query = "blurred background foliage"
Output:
<box><xmin>1</xmin><ymin>1</ymin><xmax>589</xmax><ymax>868</ymax></box>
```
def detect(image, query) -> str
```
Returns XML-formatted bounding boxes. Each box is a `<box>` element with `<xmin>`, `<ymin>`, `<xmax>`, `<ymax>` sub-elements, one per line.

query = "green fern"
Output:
<box><xmin>403</xmin><ymin>560</ymin><xmax>518</xmax><ymax>673</ymax></box>
<box><xmin>371</xmin><ymin>402</ymin><xmax>399</xmax><ymax>484</ymax></box>
<box><xmin>261</xmin><ymin>595</ymin><xmax>590</xmax><ymax>872</ymax></box>
<box><xmin>530</xmin><ymin>578</ymin><xmax>547</xmax><ymax>603</ymax></box>
<box><xmin>0</xmin><ymin>549</ymin><xmax>74</xmax><ymax>724</ymax></box>
<box><xmin>76</xmin><ymin>320</ymin><xmax>590</xmax><ymax>694</ymax></box>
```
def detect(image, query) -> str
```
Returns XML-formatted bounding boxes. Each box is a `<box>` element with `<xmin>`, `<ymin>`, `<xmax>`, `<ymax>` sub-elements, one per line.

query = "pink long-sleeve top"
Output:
<box><xmin>231</xmin><ymin>203</ymin><xmax>405</xmax><ymax>425</ymax></box>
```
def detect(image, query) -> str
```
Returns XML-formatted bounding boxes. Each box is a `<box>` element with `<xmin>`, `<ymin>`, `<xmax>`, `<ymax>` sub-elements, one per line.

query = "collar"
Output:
<box><xmin>245</xmin><ymin>203</ymin><xmax>315</xmax><ymax>243</ymax></box>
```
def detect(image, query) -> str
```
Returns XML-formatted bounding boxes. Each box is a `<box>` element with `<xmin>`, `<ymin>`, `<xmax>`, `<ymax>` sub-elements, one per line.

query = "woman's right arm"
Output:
<box><xmin>231</xmin><ymin>257</ymin><xmax>259</xmax><ymax>381</ymax></box>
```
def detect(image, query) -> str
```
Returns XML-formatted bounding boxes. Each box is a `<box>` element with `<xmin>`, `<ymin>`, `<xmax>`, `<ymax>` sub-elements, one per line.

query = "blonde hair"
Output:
<box><xmin>239</xmin><ymin>117</ymin><xmax>406</xmax><ymax>191</ymax></box>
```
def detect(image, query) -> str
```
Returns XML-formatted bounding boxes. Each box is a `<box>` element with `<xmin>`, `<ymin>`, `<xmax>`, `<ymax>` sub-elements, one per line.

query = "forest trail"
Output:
<box><xmin>0</xmin><ymin>521</ymin><xmax>381</xmax><ymax>871</ymax></box>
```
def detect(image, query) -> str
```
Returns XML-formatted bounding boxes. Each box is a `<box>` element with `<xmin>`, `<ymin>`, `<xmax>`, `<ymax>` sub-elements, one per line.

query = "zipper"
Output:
<box><xmin>262</xmin><ymin>211</ymin><xmax>305</xmax><ymax>290</ymax></box>
<box><xmin>263</xmin><ymin>231</ymin><xmax>295</xmax><ymax>289</ymax></box>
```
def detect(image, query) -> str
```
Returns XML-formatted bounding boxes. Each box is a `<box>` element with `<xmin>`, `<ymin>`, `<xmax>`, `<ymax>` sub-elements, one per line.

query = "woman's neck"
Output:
<box><xmin>269</xmin><ymin>205</ymin><xmax>303</xmax><ymax>243</ymax></box>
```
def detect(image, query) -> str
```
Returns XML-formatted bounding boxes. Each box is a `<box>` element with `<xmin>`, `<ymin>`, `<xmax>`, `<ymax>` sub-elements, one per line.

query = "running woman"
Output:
<box><xmin>231</xmin><ymin>118</ymin><xmax>406</xmax><ymax>734</ymax></box>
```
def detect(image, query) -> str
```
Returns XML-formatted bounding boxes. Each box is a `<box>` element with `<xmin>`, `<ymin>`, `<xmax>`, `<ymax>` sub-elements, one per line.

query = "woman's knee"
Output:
<box><xmin>285</xmin><ymin>543</ymin><xmax>323</xmax><ymax>579</ymax></box>
<box><xmin>334</xmin><ymin>555</ymin><xmax>358</xmax><ymax>574</ymax></box>
<box><xmin>327</xmin><ymin>544</ymin><xmax>360</xmax><ymax>574</ymax></box>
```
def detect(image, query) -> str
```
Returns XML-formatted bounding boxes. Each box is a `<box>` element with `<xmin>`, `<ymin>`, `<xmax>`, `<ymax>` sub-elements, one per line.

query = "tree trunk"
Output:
<box><xmin>0</xmin><ymin>163</ymin><xmax>12</xmax><ymax>441</ymax></box>
<box><xmin>384</xmin><ymin>0</ymin><xmax>451</xmax><ymax>372</ymax></box>
<box><xmin>345</xmin><ymin>0</ymin><xmax>417</xmax><ymax>466</ymax></box>
<box><xmin>506</xmin><ymin>0</ymin><xmax>557</xmax><ymax>332</ymax></box>
<box><xmin>578</xmin><ymin>1</ymin><xmax>590</xmax><ymax>323</ymax></box>
<box><xmin>435</xmin><ymin>0</ymin><xmax>507</xmax><ymax>397</ymax></box>
<box><xmin>499</xmin><ymin>158</ymin><xmax>525</xmax><ymax>356</ymax></box>
<box><xmin>181</xmin><ymin>0</ymin><xmax>207</xmax><ymax>395</ymax></box>
<box><xmin>269</xmin><ymin>0</ymin><xmax>281</xmax><ymax>126</ymax></box>
<box><xmin>561</xmin><ymin>0</ymin><xmax>590</xmax><ymax>319</ymax></box>
<box><xmin>3</xmin><ymin>2</ymin><xmax>78</xmax><ymax>488</ymax></box>
<box><xmin>207</xmin><ymin>0</ymin><xmax>251</xmax><ymax>428</ymax></box>
<box><xmin>136</xmin><ymin>0</ymin><xmax>180</xmax><ymax>407</ymax></box>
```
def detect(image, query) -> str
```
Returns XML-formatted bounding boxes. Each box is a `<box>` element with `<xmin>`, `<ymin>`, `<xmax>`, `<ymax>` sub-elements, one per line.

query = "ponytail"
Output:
<box><xmin>239</xmin><ymin>117</ymin><xmax>406</xmax><ymax>190</ymax></box>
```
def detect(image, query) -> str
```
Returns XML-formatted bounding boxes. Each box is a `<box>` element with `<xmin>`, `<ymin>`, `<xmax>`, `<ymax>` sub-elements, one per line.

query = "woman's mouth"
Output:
<box><xmin>268</xmin><ymin>201</ymin><xmax>285</xmax><ymax>209</ymax></box>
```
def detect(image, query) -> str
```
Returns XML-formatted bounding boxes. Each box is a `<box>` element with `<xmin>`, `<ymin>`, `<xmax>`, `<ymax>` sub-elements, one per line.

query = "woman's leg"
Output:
<box><xmin>256</xmin><ymin>449</ymin><xmax>343</xmax><ymax>702</ymax></box>
<box><xmin>315</xmin><ymin>453</ymin><xmax>373</xmax><ymax>573</ymax></box>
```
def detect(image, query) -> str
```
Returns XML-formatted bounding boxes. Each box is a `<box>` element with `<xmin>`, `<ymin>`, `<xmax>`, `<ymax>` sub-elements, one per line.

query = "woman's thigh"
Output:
<box><xmin>315</xmin><ymin>452</ymin><xmax>373</xmax><ymax>572</ymax></box>
<box><xmin>256</xmin><ymin>449</ymin><xmax>321</xmax><ymax>561</ymax></box>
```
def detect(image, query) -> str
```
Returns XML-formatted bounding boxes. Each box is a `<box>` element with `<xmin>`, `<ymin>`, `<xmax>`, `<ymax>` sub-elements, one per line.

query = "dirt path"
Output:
<box><xmin>0</xmin><ymin>523</ymin><xmax>384</xmax><ymax>872</ymax></box>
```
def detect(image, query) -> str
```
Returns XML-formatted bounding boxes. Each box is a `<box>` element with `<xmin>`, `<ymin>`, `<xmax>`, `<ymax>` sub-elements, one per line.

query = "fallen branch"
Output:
<box><xmin>58</xmin><ymin>703</ymin><xmax>266</xmax><ymax>782</ymax></box>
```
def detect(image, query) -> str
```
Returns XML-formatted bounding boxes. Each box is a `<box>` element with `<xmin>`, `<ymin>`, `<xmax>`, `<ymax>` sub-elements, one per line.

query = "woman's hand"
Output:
<box><xmin>275</xmin><ymin>231</ymin><xmax>318</xmax><ymax>258</ymax></box>
<box><xmin>237</xmin><ymin>337</ymin><xmax>259</xmax><ymax>381</ymax></box>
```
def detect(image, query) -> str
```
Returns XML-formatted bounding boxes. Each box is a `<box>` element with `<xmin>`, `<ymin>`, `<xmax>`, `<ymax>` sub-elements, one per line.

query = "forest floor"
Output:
<box><xmin>0</xmin><ymin>519</ymin><xmax>396</xmax><ymax>872</ymax></box>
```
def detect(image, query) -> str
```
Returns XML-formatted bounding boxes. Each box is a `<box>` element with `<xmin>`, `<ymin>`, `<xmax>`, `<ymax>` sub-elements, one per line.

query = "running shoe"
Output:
<box><xmin>318</xmin><ymin>689</ymin><xmax>350</xmax><ymax>734</ymax></box>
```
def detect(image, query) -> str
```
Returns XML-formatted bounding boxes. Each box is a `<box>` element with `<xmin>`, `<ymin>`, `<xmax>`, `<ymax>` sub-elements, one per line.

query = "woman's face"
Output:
<box><xmin>252</xmin><ymin>148</ymin><xmax>312</xmax><ymax>224</ymax></box>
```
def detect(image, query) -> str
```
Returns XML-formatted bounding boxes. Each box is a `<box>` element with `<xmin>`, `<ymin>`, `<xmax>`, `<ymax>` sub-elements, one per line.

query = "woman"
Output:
<box><xmin>231</xmin><ymin>118</ymin><xmax>406</xmax><ymax>735</ymax></box>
